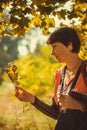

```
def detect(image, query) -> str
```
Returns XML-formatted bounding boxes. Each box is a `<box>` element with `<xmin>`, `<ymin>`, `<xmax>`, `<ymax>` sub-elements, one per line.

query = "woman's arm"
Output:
<box><xmin>69</xmin><ymin>91</ymin><xmax>87</xmax><ymax>109</ymax></box>
<box><xmin>58</xmin><ymin>94</ymin><xmax>87</xmax><ymax>111</ymax></box>
<box><xmin>32</xmin><ymin>97</ymin><xmax>59</xmax><ymax>119</ymax></box>
<box><xmin>15</xmin><ymin>86</ymin><xmax>60</xmax><ymax>119</ymax></box>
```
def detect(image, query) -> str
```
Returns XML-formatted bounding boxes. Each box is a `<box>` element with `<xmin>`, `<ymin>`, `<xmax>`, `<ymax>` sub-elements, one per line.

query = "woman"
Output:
<box><xmin>15</xmin><ymin>27</ymin><xmax>87</xmax><ymax>130</ymax></box>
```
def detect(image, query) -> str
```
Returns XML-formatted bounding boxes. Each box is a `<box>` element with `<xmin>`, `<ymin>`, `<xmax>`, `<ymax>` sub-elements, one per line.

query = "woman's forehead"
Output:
<box><xmin>51</xmin><ymin>42</ymin><xmax>65</xmax><ymax>47</ymax></box>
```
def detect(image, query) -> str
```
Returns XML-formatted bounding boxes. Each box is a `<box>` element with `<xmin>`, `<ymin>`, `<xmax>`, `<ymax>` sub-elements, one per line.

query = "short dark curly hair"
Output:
<box><xmin>47</xmin><ymin>27</ymin><xmax>81</xmax><ymax>53</ymax></box>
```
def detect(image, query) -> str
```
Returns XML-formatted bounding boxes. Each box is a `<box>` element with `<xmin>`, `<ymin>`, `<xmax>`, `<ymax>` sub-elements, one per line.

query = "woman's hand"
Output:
<box><xmin>58</xmin><ymin>94</ymin><xmax>85</xmax><ymax>111</ymax></box>
<box><xmin>14</xmin><ymin>86</ymin><xmax>35</xmax><ymax>104</ymax></box>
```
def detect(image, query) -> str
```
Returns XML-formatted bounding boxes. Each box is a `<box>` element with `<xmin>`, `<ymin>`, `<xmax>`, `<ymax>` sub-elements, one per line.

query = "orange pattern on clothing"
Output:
<box><xmin>53</xmin><ymin>67</ymin><xmax>87</xmax><ymax>105</ymax></box>
<box><xmin>73</xmin><ymin>73</ymin><xmax>87</xmax><ymax>94</ymax></box>
<box><xmin>53</xmin><ymin>68</ymin><xmax>62</xmax><ymax>105</ymax></box>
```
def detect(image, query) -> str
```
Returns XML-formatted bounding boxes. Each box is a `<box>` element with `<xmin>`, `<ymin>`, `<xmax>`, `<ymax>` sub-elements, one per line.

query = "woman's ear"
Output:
<box><xmin>67</xmin><ymin>42</ymin><xmax>73</xmax><ymax>52</ymax></box>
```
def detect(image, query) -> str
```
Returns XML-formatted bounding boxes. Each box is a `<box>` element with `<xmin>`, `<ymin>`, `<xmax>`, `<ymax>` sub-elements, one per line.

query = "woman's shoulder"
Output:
<box><xmin>81</xmin><ymin>60</ymin><xmax>87</xmax><ymax>86</ymax></box>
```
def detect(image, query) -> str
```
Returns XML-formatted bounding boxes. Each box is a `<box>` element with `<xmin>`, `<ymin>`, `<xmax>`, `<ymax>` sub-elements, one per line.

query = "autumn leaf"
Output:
<box><xmin>5</xmin><ymin>62</ymin><xmax>20</xmax><ymax>84</ymax></box>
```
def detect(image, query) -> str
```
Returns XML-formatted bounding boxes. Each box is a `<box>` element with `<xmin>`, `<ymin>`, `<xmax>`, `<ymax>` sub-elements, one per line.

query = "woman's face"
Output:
<box><xmin>51</xmin><ymin>42</ymin><xmax>72</xmax><ymax>62</ymax></box>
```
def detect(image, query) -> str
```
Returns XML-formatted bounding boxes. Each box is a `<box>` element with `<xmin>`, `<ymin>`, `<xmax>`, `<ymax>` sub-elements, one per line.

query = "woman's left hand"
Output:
<box><xmin>58</xmin><ymin>94</ymin><xmax>85</xmax><ymax>111</ymax></box>
<box><xmin>14</xmin><ymin>86</ymin><xmax>35</xmax><ymax>103</ymax></box>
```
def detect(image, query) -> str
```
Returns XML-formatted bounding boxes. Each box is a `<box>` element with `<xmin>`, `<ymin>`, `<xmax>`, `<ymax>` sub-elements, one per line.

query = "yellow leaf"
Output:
<box><xmin>31</xmin><ymin>16</ymin><xmax>42</xmax><ymax>27</ymax></box>
<box><xmin>45</xmin><ymin>17</ymin><xmax>55</xmax><ymax>29</ymax></box>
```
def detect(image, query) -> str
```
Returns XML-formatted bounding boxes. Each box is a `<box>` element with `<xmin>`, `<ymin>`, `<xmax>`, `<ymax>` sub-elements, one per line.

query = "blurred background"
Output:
<box><xmin>0</xmin><ymin>0</ymin><xmax>87</xmax><ymax>130</ymax></box>
<box><xmin>0</xmin><ymin>27</ymin><xmax>60</xmax><ymax>130</ymax></box>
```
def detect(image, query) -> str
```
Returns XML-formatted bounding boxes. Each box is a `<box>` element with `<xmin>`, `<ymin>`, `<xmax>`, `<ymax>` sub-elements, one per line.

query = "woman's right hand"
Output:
<box><xmin>14</xmin><ymin>86</ymin><xmax>35</xmax><ymax>104</ymax></box>
<box><xmin>58</xmin><ymin>94</ymin><xmax>85</xmax><ymax>111</ymax></box>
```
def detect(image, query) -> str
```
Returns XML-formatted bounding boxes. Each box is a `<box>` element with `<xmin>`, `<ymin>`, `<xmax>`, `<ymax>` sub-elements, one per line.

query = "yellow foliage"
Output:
<box><xmin>74</xmin><ymin>3</ymin><xmax>87</xmax><ymax>10</ymax></box>
<box><xmin>1</xmin><ymin>3</ymin><xmax>9</xmax><ymax>9</ymax></box>
<box><xmin>0</xmin><ymin>0</ymin><xmax>87</xmax><ymax>37</ymax></box>
<box><xmin>79</xmin><ymin>15</ymin><xmax>87</xmax><ymax>24</ymax></box>
<box><xmin>31</xmin><ymin>16</ymin><xmax>42</xmax><ymax>27</ymax></box>
<box><xmin>32</xmin><ymin>0</ymin><xmax>44</xmax><ymax>5</ymax></box>
<box><xmin>5</xmin><ymin>62</ymin><xmax>20</xmax><ymax>84</ymax></box>
<box><xmin>4</xmin><ymin>46</ymin><xmax>59</xmax><ymax>97</ymax></box>
<box><xmin>0</xmin><ymin>21</ymin><xmax>6</xmax><ymax>32</ymax></box>
<box><xmin>45</xmin><ymin>16</ymin><xmax>55</xmax><ymax>29</ymax></box>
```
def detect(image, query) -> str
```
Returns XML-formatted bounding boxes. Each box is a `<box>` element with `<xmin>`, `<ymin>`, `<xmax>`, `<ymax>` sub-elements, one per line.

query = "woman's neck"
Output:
<box><xmin>66</xmin><ymin>53</ymin><xmax>83</xmax><ymax>74</ymax></box>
